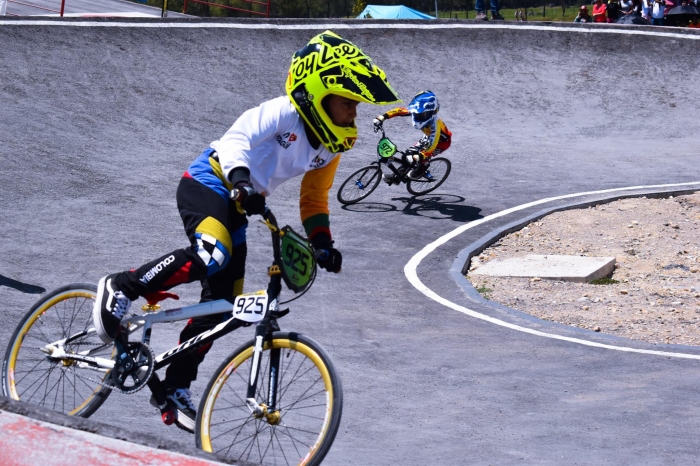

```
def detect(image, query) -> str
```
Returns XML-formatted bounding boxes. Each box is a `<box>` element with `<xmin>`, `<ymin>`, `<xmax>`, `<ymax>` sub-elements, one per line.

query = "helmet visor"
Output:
<box><xmin>412</xmin><ymin>111</ymin><xmax>434</xmax><ymax>123</ymax></box>
<box><xmin>320</xmin><ymin>66</ymin><xmax>400</xmax><ymax>105</ymax></box>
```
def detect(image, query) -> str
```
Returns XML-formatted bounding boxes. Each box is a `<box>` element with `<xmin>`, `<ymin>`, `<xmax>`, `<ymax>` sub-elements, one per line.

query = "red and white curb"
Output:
<box><xmin>0</xmin><ymin>409</ymin><xmax>221</xmax><ymax>466</ymax></box>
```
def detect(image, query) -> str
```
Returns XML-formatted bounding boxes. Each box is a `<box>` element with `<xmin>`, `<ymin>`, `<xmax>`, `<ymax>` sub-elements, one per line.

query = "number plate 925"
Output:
<box><xmin>232</xmin><ymin>291</ymin><xmax>268</xmax><ymax>323</ymax></box>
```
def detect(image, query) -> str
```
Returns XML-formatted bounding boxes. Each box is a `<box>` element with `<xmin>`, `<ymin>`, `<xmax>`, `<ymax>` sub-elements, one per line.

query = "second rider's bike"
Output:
<box><xmin>2</xmin><ymin>205</ymin><xmax>342</xmax><ymax>466</ymax></box>
<box><xmin>337</xmin><ymin>126</ymin><xmax>451</xmax><ymax>205</ymax></box>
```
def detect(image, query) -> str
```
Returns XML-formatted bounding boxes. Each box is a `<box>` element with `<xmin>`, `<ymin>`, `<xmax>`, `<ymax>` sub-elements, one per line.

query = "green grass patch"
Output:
<box><xmin>476</xmin><ymin>285</ymin><xmax>493</xmax><ymax>298</ymax></box>
<box><xmin>589</xmin><ymin>277</ymin><xmax>620</xmax><ymax>285</ymax></box>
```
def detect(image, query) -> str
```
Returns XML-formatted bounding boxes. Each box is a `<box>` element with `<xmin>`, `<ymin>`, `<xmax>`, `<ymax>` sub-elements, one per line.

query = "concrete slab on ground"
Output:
<box><xmin>470</xmin><ymin>255</ymin><xmax>616</xmax><ymax>283</ymax></box>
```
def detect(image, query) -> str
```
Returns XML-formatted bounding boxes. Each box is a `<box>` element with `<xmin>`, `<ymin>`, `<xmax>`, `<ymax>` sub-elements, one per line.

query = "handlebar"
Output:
<box><xmin>229</xmin><ymin>190</ymin><xmax>327</xmax><ymax>261</ymax></box>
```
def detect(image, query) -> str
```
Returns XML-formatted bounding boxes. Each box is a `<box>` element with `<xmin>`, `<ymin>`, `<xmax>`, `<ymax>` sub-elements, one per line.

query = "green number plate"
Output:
<box><xmin>377</xmin><ymin>137</ymin><xmax>398</xmax><ymax>159</ymax></box>
<box><xmin>280</xmin><ymin>226</ymin><xmax>315</xmax><ymax>293</ymax></box>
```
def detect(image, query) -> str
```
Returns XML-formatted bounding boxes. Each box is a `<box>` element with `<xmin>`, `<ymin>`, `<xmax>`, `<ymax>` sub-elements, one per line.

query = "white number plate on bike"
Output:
<box><xmin>232</xmin><ymin>291</ymin><xmax>268</xmax><ymax>323</ymax></box>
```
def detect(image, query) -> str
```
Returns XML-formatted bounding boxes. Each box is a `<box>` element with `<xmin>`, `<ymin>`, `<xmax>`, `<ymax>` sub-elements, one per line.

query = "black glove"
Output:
<box><xmin>372</xmin><ymin>117</ymin><xmax>384</xmax><ymax>133</ymax></box>
<box><xmin>233</xmin><ymin>182</ymin><xmax>266</xmax><ymax>216</ymax></box>
<box><xmin>403</xmin><ymin>147</ymin><xmax>422</xmax><ymax>164</ymax></box>
<box><xmin>311</xmin><ymin>233</ymin><xmax>342</xmax><ymax>273</ymax></box>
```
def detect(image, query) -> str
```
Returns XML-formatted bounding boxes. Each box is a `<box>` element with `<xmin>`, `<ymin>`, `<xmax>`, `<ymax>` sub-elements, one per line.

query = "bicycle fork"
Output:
<box><xmin>245</xmin><ymin>318</ymin><xmax>282</xmax><ymax>425</ymax></box>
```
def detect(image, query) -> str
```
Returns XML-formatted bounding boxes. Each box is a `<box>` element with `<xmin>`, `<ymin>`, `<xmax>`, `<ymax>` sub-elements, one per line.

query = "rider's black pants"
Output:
<box><xmin>113</xmin><ymin>174</ymin><xmax>248</xmax><ymax>389</ymax></box>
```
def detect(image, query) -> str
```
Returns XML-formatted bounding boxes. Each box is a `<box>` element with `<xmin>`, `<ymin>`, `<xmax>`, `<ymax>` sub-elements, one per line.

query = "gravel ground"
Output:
<box><xmin>466</xmin><ymin>193</ymin><xmax>700</xmax><ymax>346</ymax></box>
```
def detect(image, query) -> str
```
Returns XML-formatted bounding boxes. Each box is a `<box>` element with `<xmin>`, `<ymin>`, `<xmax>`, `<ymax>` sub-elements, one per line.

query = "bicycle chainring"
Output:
<box><xmin>111</xmin><ymin>342</ymin><xmax>154</xmax><ymax>394</ymax></box>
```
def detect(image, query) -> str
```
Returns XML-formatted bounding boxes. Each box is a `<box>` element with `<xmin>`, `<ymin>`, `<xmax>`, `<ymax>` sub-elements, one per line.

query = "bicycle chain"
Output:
<box><xmin>60</xmin><ymin>342</ymin><xmax>154</xmax><ymax>396</ymax></box>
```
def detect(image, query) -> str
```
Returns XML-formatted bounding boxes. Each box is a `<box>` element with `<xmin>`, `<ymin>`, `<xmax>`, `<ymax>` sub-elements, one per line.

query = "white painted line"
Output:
<box><xmin>405</xmin><ymin>181</ymin><xmax>700</xmax><ymax>359</ymax></box>
<box><xmin>0</xmin><ymin>20</ymin><xmax>699</xmax><ymax>40</ymax></box>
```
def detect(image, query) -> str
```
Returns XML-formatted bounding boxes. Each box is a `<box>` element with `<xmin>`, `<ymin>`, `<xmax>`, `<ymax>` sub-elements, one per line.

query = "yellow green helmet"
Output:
<box><xmin>286</xmin><ymin>30</ymin><xmax>401</xmax><ymax>153</ymax></box>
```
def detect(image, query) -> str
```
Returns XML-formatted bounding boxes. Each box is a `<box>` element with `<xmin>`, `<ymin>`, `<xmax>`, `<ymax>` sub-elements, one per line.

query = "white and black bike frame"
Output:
<box><xmin>42</xmin><ymin>209</ymin><xmax>305</xmax><ymax>418</ymax></box>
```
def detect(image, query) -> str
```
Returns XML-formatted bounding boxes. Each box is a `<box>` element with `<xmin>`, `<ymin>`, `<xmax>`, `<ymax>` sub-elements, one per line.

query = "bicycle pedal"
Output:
<box><xmin>161</xmin><ymin>407</ymin><xmax>177</xmax><ymax>425</ymax></box>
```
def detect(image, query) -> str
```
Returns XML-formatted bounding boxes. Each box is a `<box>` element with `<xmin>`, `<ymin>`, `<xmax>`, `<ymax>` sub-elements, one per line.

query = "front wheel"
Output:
<box><xmin>197</xmin><ymin>332</ymin><xmax>343</xmax><ymax>466</ymax></box>
<box><xmin>2</xmin><ymin>283</ymin><xmax>113</xmax><ymax>417</ymax></box>
<box><xmin>406</xmin><ymin>157</ymin><xmax>451</xmax><ymax>196</ymax></box>
<box><xmin>337</xmin><ymin>164</ymin><xmax>382</xmax><ymax>205</ymax></box>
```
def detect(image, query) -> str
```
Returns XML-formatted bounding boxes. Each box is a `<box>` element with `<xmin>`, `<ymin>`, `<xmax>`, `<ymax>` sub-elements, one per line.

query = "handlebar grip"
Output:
<box><xmin>230</xmin><ymin>188</ymin><xmax>243</xmax><ymax>202</ymax></box>
<box><xmin>230</xmin><ymin>188</ymin><xmax>270</xmax><ymax>219</ymax></box>
<box><xmin>314</xmin><ymin>249</ymin><xmax>329</xmax><ymax>261</ymax></box>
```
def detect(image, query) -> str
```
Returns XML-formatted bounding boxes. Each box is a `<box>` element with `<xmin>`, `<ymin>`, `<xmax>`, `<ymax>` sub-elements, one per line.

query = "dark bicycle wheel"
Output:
<box><xmin>337</xmin><ymin>165</ymin><xmax>382</xmax><ymax>205</ymax></box>
<box><xmin>2</xmin><ymin>283</ymin><xmax>113</xmax><ymax>417</ymax></box>
<box><xmin>406</xmin><ymin>157</ymin><xmax>451</xmax><ymax>196</ymax></box>
<box><xmin>197</xmin><ymin>331</ymin><xmax>343</xmax><ymax>466</ymax></box>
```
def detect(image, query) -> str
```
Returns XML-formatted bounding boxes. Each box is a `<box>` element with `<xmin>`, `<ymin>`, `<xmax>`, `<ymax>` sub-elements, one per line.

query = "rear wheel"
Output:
<box><xmin>197</xmin><ymin>332</ymin><xmax>343</xmax><ymax>466</ymax></box>
<box><xmin>406</xmin><ymin>157</ymin><xmax>451</xmax><ymax>196</ymax></box>
<box><xmin>2</xmin><ymin>284</ymin><xmax>112</xmax><ymax>417</ymax></box>
<box><xmin>337</xmin><ymin>165</ymin><xmax>382</xmax><ymax>205</ymax></box>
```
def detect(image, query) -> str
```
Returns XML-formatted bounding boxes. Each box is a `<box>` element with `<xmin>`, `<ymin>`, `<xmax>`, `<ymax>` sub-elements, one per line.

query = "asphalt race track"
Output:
<box><xmin>2</xmin><ymin>18</ymin><xmax>700</xmax><ymax>465</ymax></box>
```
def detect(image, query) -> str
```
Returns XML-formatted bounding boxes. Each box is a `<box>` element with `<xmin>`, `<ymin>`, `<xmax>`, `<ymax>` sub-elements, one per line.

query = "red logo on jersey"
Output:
<box><xmin>276</xmin><ymin>132</ymin><xmax>298</xmax><ymax>149</ymax></box>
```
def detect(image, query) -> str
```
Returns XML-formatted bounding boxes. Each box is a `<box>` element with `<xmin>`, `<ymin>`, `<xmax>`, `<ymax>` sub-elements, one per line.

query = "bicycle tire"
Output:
<box><xmin>2</xmin><ymin>283</ymin><xmax>112</xmax><ymax>417</ymax></box>
<box><xmin>337</xmin><ymin>165</ymin><xmax>382</xmax><ymax>205</ymax></box>
<box><xmin>406</xmin><ymin>157</ymin><xmax>451</xmax><ymax>196</ymax></box>
<box><xmin>197</xmin><ymin>331</ymin><xmax>343</xmax><ymax>466</ymax></box>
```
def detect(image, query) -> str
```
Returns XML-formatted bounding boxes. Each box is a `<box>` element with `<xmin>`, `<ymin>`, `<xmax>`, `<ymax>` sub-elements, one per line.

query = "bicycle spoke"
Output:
<box><xmin>212</xmin><ymin>415</ymin><xmax>256</xmax><ymax>444</ymax></box>
<box><xmin>272</xmin><ymin>426</ymin><xmax>294</xmax><ymax>466</ymax></box>
<box><xmin>259</xmin><ymin>429</ymin><xmax>275</xmax><ymax>465</ymax></box>
<box><xmin>281</xmin><ymin>386</ymin><xmax>326</xmax><ymax>412</ymax></box>
<box><xmin>55</xmin><ymin>368</ymin><xmax>64</xmax><ymax>412</ymax></box>
<box><xmin>30</xmin><ymin>318</ymin><xmax>56</xmax><ymax>347</ymax></box>
<box><xmin>211</xmin><ymin>403</ymin><xmax>251</xmax><ymax>417</ymax></box>
<box><xmin>21</xmin><ymin>328</ymin><xmax>50</xmax><ymax>346</ymax></box>
<box><xmin>209</xmin><ymin>413</ymin><xmax>256</xmax><ymax>427</ymax></box>
<box><xmin>15</xmin><ymin>361</ymin><xmax>52</xmax><ymax>394</ymax></box>
<box><xmin>216</xmin><ymin>427</ymin><xmax>257</xmax><ymax>458</ymax></box>
<box><xmin>278</xmin><ymin>423</ymin><xmax>325</xmax><ymax>439</ymax></box>
<box><xmin>35</xmin><ymin>364</ymin><xmax>60</xmax><ymax>408</ymax></box>
<box><xmin>53</xmin><ymin>299</ymin><xmax>68</xmax><ymax>338</ymax></box>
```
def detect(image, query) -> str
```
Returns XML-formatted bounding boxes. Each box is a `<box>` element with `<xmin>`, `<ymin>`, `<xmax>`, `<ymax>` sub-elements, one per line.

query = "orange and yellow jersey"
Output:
<box><xmin>298</xmin><ymin>156</ymin><xmax>340</xmax><ymax>240</ymax></box>
<box><xmin>381</xmin><ymin>107</ymin><xmax>452</xmax><ymax>157</ymax></box>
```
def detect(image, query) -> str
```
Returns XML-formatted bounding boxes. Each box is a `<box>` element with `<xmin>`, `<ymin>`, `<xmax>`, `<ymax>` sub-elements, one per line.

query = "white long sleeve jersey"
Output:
<box><xmin>210</xmin><ymin>96</ymin><xmax>338</xmax><ymax>196</ymax></box>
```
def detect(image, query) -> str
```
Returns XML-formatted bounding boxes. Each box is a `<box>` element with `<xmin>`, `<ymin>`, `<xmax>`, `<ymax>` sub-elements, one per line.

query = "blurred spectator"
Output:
<box><xmin>651</xmin><ymin>0</ymin><xmax>666</xmax><ymax>24</ymax></box>
<box><xmin>475</xmin><ymin>0</ymin><xmax>505</xmax><ymax>20</ymax></box>
<box><xmin>689</xmin><ymin>15</ymin><xmax>700</xmax><ymax>26</ymax></box>
<box><xmin>641</xmin><ymin>0</ymin><xmax>652</xmax><ymax>20</ymax></box>
<box><xmin>607</xmin><ymin>0</ymin><xmax>621</xmax><ymax>21</ymax></box>
<box><xmin>630</xmin><ymin>0</ymin><xmax>643</xmax><ymax>14</ymax></box>
<box><xmin>575</xmin><ymin>4</ymin><xmax>594</xmax><ymax>20</ymax></box>
<box><xmin>663</xmin><ymin>0</ymin><xmax>676</xmax><ymax>15</ymax></box>
<box><xmin>593</xmin><ymin>0</ymin><xmax>608</xmax><ymax>21</ymax></box>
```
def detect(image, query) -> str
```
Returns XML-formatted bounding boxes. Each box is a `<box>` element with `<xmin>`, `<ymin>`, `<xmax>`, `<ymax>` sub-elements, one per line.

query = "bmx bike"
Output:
<box><xmin>337</xmin><ymin>127</ymin><xmax>451</xmax><ymax>205</ymax></box>
<box><xmin>2</xmin><ymin>206</ymin><xmax>342</xmax><ymax>466</ymax></box>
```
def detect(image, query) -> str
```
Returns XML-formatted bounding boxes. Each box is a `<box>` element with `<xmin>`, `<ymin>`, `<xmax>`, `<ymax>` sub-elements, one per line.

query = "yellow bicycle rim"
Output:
<box><xmin>200</xmin><ymin>338</ymin><xmax>334</xmax><ymax>465</ymax></box>
<box><xmin>7</xmin><ymin>290</ymin><xmax>104</xmax><ymax>415</ymax></box>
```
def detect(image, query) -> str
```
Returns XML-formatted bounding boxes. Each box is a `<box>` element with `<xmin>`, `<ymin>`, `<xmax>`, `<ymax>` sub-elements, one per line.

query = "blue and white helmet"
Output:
<box><xmin>408</xmin><ymin>91</ymin><xmax>439</xmax><ymax>130</ymax></box>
